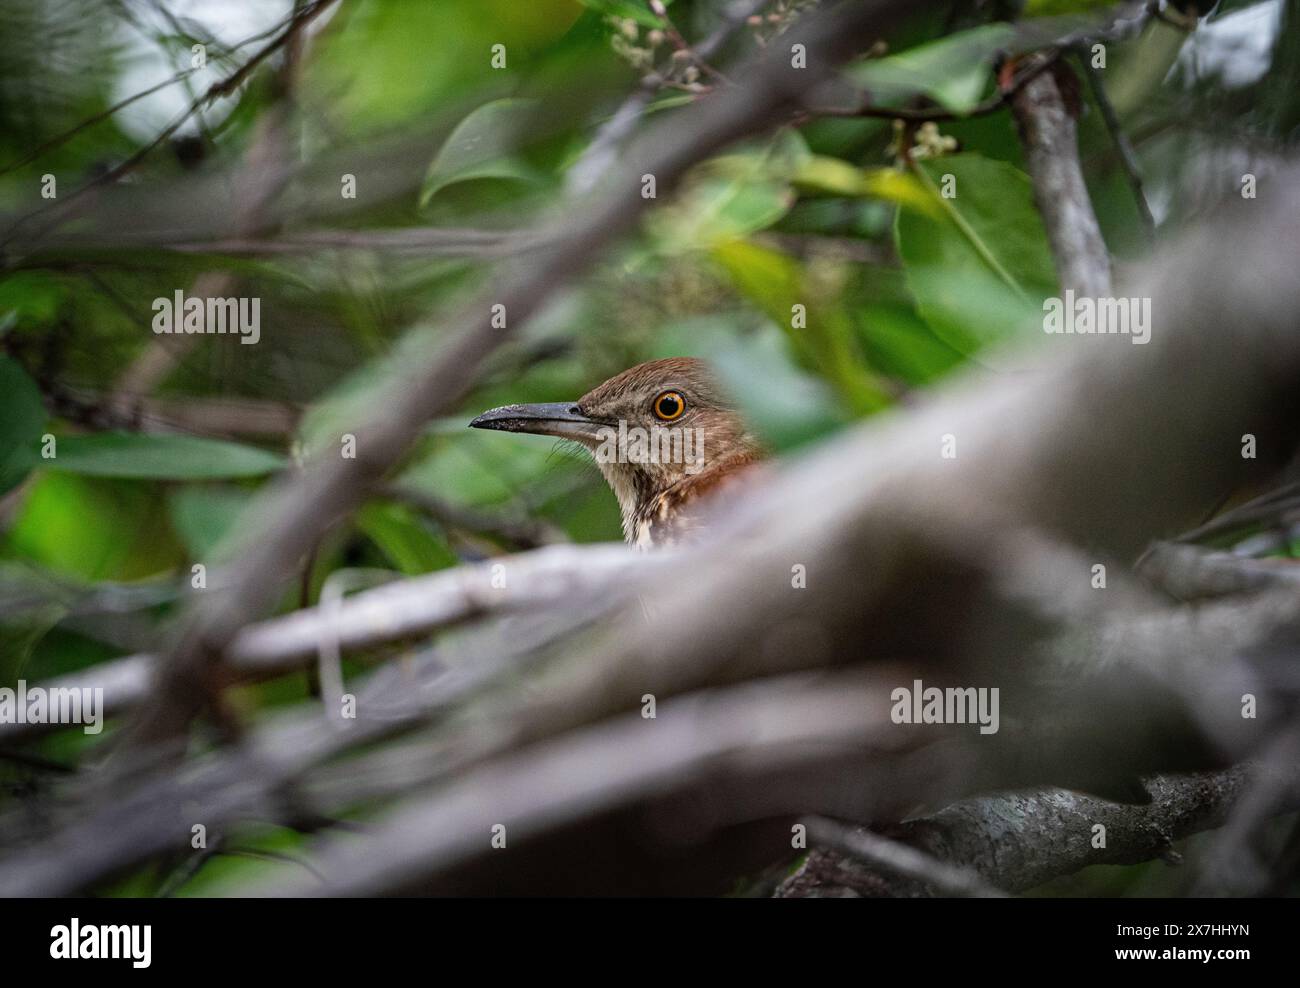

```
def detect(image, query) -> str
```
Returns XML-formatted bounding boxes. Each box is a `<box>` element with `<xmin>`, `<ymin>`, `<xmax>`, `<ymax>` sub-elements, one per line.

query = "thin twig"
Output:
<box><xmin>565</xmin><ymin>0</ymin><xmax>767</xmax><ymax>195</ymax></box>
<box><xmin>1076</xmin><ymin>48</ymin><xmax>1156</xmax><ymax>241</ymax></box>
<box><xmin>0</xmin><ymin>542</ymin><xmax>648</xmax><ymax>746</ymax></box>
<box><xmin>1174</xmin><ymin>479</ymin><xmax>1300</xmax><ymax>546</ymax></box>
<box><xmin>0</xmin><ymin>0</ymin><xmax>338</xmax><ymax>249</ymax></box>
<box><xmin>157</xmin><ymin>843</ymin><xmax>223</xmax><ymax>897</ymax></box>
<box><xmin>166</xmin><ymin>227</ymin><xmax>546</xmax><ymax>257</ymax></box>
<box><xmin>0</xmin><ymin>70</ymin><xmax>197</xmax><ymax>178</ymax></box>
<box><xmin>0</xmin><ymin>1</ymin><xmax>318</xmax><ymax>178</ymax></box>
<box><xmin>651</xmin><ymin>0</ymin><xmax>731</xmax><ymax>83</ymax></box>
<box><xmin>383</xmin><ymin>484</ymin><xmax>568</xmax><ymax>550</ymax></box>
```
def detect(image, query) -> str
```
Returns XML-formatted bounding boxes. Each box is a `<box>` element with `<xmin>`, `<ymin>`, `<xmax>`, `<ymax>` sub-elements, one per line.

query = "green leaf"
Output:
<box><xmin>168</xmin><ymin>485</ymin><xmax>255</xmax><ymax>562</ymax></box>
<box><xmin>855</xmin><ymin>301</ymin><xmax>965</xmax><ymax>385</ymax></box>
<box><xmin>304</xmin><ymin>0</ymin><xmax>582</xmax><ymax>133</ymax></box>
<box><xmin>846</xmin><ymin>17</ymin><xmax>1105</xmax><ymax>115</ymax></box>
<box><xmin>648</xmin><ymin>129</ymin><xmax>810</xmax><ymax>253</ymax></box>
<box><xmin>46</xmin><ymin>433</ymin><xmax>284</xmax><ymax>480</ymax></box>
<box><xmin>420</xmin><ymin>98</ymin><xmax>544</xmax><ymax>207</ymax></box>
<box><xmin>708</xmin><ymin>326</ymin><xmax>850</xmax><ymax>451</ymax></box>
<box><xmin>1104</xmin><ymin>17</ymin><xmax>1194</xmax><ymax>117</ymax></box>
<box><xmin>0</xmin><ymin>357</ymin><xmax>47</xmax><ymax>496</ymax></box>
<box><xmin>356</xmin><ymin>502</ymin><xmax>456</xmax><ymax>575</ymax></box>
<box><xmin>1024</xmin><ymin>0</ymin><xmax>1116</xmax><ymax>14</ymax></box>
<box><xmin>895</xmin><ymin>154</ymin><xmax>1058</xmax><ymax>351</ymax></box>
<box><xmin>793</xmin><ymin>157</ymin><xmax>939</xmax><ymax>215</ymax></box>
<box><xmin>711</xmin><ymin>239</ymin><xmax>892</xmax><ymax>415</ymax></box>
<box><xmin>0</xmin><ymin>272</ymin><xmax>65</xmax><ymax>328</ymax></box>
<box><xmin>297</xmin><ymin>325</ymin><xmax>444</xmax><ymax>459</ymax></box>
<box><xmin>848</xmin><ymin>24</ymin><xmax>1015</xmax><ymax>114</ymax></box>
<box><xmin>401</xmin><ymin>432</ymin><xmax>567</xmax><ymax>507</ymax></box>
<box><xmin>5</xmin><ymin>473</ymin><xmax>185</xmax><ymax>581</ymax></box>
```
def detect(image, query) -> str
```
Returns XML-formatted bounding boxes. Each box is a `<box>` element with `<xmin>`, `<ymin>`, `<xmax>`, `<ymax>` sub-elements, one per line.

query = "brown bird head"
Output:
<box><xmin>469</xmin><ymin>357</ymin><xmax>764</xmax><ymax>547</ymax></box>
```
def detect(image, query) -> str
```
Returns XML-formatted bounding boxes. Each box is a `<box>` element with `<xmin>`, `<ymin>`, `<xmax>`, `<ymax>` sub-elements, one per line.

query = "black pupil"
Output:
<box><xmin>658</xmin><ymin>394</ymin><xmax>681</xmax><ymax>417</ymax></box>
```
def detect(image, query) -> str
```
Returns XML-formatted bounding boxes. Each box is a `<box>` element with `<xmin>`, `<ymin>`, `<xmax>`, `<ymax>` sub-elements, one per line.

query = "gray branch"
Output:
<box><xmin>777</xmin><ymin>765</ymin><xmax>1299</xmax><ymax>896</ymax></box>
<box><xmin>1011</xmin><ymin>60</ymin><xmax>1113</xmax><ymax>297</ymax></box>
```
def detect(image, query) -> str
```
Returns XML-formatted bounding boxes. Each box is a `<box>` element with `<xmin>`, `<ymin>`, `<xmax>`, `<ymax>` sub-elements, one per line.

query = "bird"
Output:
<box><xmin>469</xmin><ymin>357</ymin><xmax>765</xmax><ymax>548</ymax></box>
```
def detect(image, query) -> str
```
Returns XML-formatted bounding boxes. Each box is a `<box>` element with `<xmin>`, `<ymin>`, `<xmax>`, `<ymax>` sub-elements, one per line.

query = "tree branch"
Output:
<box><xmin>777</xmin><ymin>765</ymin><xmax>1299</xmax><ymax>896</ymax></box>
<box><xmin>1077</xmin><ymin>48</ymin><xmax>1156</xmax><ymax>241</ymax></box>
<box><xmin>1011</xmin><ymin>57</ymin><xmax>1112</xmax><ymax>297</ymax></box>
<box><xmin>798</xmin><ymin>815</ymin><xmax>1007</xmax><ymax>897</ymax></box>
<box><xmin>0</xmin><ymin>0</ymin><xmax>339</xmax><ymax>251</ymax></box>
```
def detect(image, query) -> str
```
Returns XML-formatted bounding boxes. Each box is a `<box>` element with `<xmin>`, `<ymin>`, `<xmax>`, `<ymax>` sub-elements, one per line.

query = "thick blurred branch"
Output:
<box><xmin>0</xmin><ymin>543</ymin><xmax>645</xmax><ymax>746</ymax></box>
<box><xmin>166</xmin><ymin>227</ymin><xmax>546</xmax><ymax>258</ymax></box>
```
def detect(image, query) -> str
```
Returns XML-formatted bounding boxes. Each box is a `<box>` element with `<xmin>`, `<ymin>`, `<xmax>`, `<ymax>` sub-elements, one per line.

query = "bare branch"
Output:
<box><xmin>779</xmin><ymin>765</ymin><xmax>1299</xmax><ymax>896</ymax></box>
<box><xmin>1077</xmin><ymin>49</ymin><xmax>1156</xmax><ymax>242</ymax></box>
<box><xmin>0</xmin><ymin>0</ymin><xmax>340</xmax><ymax>250</ymax></box>
<box><xmin>566</xmin><ymin>0</ymin><xmax>769</xmax><ymax>196</ymax></box>
<box><xmin>0</xmin><ymin>543</ymin><xmax>646</xmax><ymax>745</ymax></box>
<box><xmin>800</xmin><ymin>815</ymin><xmax>1007</xmax><ymax>897</ymax></box>
<box><xmin>1011</xmin><ymin>58</ymin><xmax>1112</xmax><ymax>297</ymax></box>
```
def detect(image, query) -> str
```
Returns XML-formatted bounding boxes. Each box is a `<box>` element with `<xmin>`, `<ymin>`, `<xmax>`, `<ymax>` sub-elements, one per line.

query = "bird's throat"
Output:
<box><xmin>593</xmin><ymin>459</ymin><xmax>655</xmax><ymax>547</ymax></box>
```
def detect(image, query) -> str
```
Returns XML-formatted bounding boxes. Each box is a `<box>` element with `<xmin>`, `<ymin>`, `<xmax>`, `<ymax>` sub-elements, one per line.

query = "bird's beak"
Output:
<box><xmin>468</xmin><ymin>401</ymin><xmax>609</xmax><ymax>443</ymax></box>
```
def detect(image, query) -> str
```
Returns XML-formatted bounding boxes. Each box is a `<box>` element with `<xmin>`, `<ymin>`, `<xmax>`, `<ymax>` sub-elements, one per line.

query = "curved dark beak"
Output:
<box><xmin>468</xmin><ymin>401</ymin><xmax>608</xmax><ymax>442</ymax></box>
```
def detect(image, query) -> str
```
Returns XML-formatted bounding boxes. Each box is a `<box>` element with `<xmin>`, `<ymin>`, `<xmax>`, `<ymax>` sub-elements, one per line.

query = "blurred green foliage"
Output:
<box><xmin>0</xmin><ymin>0</ymin><xmax>1295</xmax><ymax>895</ymax></box>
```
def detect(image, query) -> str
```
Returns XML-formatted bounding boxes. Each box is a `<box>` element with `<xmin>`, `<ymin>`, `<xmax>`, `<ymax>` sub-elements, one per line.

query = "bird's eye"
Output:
<box><xmin>653</xmin><ymin>390</ymin><xmax>686</xmax><ymax>421</ymax></box>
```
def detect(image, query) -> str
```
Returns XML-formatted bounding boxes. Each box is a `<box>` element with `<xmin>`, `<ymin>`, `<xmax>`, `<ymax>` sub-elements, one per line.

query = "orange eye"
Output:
<box><xmin>653</xmin><ymin>390</ymin><xmax>686</xmax><ymax>421</ymax></box>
